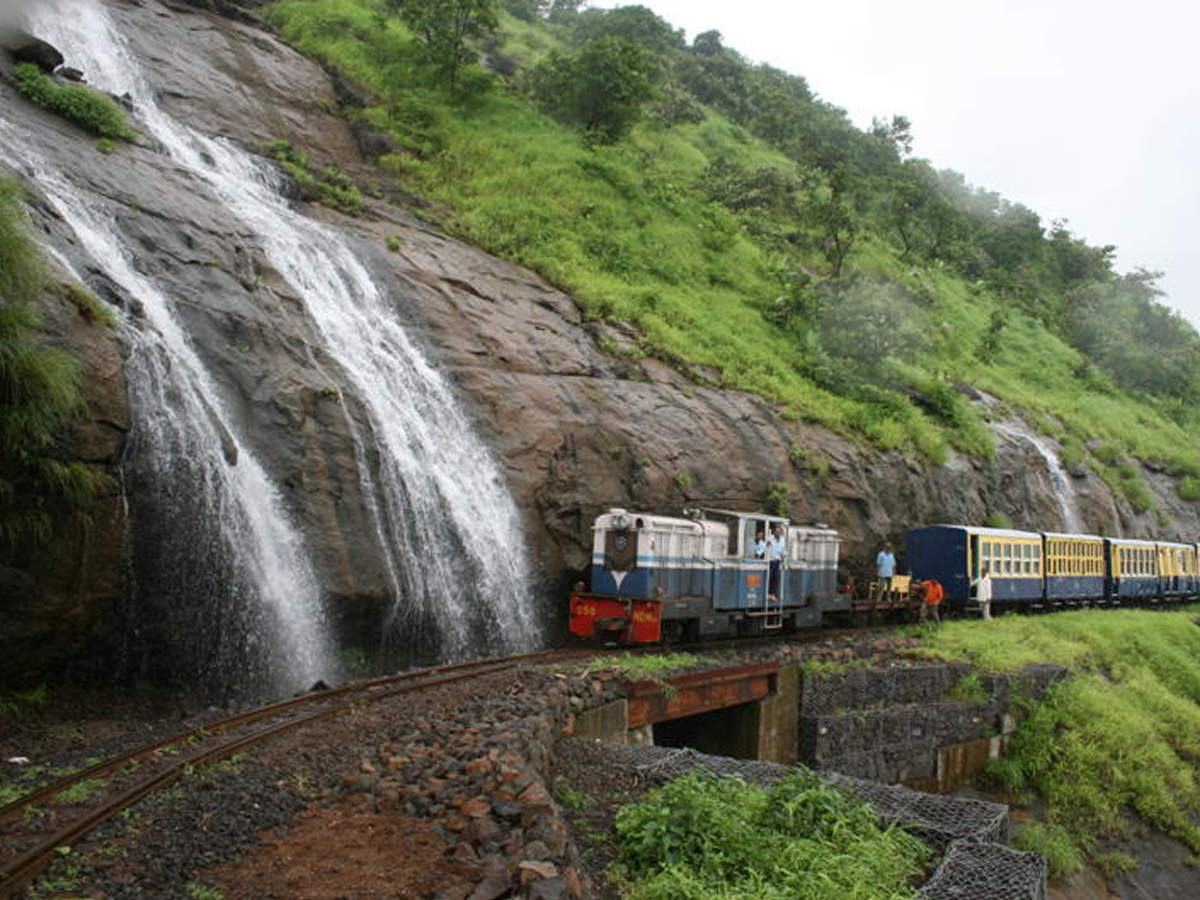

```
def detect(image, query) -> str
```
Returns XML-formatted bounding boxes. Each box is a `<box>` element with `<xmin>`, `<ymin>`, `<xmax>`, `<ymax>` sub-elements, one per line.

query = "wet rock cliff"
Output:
<box><xmin>2</xmin><ymin>0</ymin><xmax>1194</xmax><ymax>684</ymax></box>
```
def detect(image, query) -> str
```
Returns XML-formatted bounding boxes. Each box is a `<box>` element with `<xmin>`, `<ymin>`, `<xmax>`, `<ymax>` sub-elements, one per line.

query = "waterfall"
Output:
<box><xmin>18</xmin><ymin>0</ymin><xmax>541</xmax><ymax>663</ymax></box>
<box><xmin>993</xmin><ymin>419</ymin><xmax>1085</xmax><ymax>533</ymax></box>
<box><xmin>0</xmin><ymin>122</ymin><xmax>335</xmax><ymax>696</ymax></box>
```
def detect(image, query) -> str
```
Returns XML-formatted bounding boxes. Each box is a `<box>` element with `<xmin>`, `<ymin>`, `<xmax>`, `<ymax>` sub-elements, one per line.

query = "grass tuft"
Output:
<box><xmin>13</xmin><ymin>64</ymin><xmax>137</xmax><ymax>140</ymax></box>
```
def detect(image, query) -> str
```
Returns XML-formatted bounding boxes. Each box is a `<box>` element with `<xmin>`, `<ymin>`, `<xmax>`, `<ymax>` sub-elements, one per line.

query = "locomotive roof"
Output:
<box><xmin>699</xmin><ymin>507</ymin><xmax>789</xmax><ymax>524</ymax></box>
<box><xmin>1041</xmin><ymin>531</ymin><xmax>1105</xmax><ymax>541</ymax></box>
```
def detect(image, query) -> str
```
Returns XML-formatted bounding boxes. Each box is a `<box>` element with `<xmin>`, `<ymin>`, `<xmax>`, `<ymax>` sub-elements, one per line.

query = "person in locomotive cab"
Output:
<box><xmin>767</xmin><ymin>525</ymin><xmax>786</xmax><ymax>599</ymax></box>
<box><xmin>973</xmin><ymin>565</ymin><xmax>993</xmax><ymax>621</ymax></box>
<box><xmin>754</xmin><ymin>529</ymin><xmax>767</xmax><ymax>559</ymax></box>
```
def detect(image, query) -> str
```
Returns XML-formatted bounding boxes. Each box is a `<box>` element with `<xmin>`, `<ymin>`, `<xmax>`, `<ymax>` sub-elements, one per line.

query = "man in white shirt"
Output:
<box><xmin>974</xmin><ymin>565</ymin><xmax>993</xmax><ymax>621</ymax></box>
<box><xmin>767</xmin><ymin>525</ymin><xmax>785</xmax><ymax>600</ymax></box>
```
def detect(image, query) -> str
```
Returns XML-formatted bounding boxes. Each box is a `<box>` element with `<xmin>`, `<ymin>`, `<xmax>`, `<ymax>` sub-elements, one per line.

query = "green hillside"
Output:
<box><xmin>264</xmin><ymin>0</ymin><xmax>1200</xmax><ymax>510</ymax></box>
<box><xmin>919</xmin><ymin>609</ymin><xmax>1200</xmax><ymax>878</ymax></box>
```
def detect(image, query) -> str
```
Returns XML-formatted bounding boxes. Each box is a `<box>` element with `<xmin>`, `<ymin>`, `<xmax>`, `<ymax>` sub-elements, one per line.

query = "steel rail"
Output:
<box><xmin>0</xmin><ymin>649</ymin><xmax>590</xmax><ymax>900</ymax></box>
<box><xmin>0</xmin><ymin>647</ymin><xmax>579</xmax><ymax>827</ymax></box>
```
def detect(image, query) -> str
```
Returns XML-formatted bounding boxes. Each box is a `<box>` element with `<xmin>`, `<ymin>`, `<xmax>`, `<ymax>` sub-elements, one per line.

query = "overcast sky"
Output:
<box><xmin>592</xmin><ymin>0</ymin><xmax>1200</xmax><ymax>329</ymax></box>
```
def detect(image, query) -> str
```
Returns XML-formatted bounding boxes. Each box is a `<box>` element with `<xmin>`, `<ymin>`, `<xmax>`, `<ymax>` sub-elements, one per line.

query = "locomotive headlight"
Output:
<box><xmin>613</xmin><ymin>514</ymin><xmax>629</xmax><ymax>530</ymax></box>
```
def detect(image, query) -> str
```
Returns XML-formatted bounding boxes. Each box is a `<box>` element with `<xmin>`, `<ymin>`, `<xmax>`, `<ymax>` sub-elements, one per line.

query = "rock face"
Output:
<box><xmin>1</xmin><ymin>0</ymin><xmax>1195</xmax><ymax>684</ymax></box>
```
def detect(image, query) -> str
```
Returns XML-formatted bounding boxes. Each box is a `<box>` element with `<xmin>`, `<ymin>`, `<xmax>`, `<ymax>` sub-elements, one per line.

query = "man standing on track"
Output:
<box><xmin>915</xmin><ymin>578</ymin><xmax>944</xmax><ymax>624</ymax></box>
<box><xmin>874</xmin><ymin>542</ymin><xmax>896</xmax><ymax>602</ymax></box>
<box><xmin>974</xmin><ymin>565</ymin><xmax>993</xmax><ymax>621</ymax></box>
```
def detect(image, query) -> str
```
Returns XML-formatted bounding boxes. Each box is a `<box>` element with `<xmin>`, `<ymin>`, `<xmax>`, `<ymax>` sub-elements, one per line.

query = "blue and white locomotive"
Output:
<box><xmin>569</xmin><ymin>507</ymin><xmax>843</xmax><ymax>643</ymax></box>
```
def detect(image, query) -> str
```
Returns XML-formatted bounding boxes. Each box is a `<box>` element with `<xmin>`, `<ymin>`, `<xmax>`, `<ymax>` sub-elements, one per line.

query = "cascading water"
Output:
<box><xmin>0</xmin><ymin>126</ymin><xmax>334</xmax><ymax>697</ymax></box>
<box><xmin>993</xmin><ymin>419</ymin><xmax>1085</xmax><ymax>533</ymax></box>
<box><xmin>20</xmin><ymin>0</ymin><xmax>541</xmax><ymax>663</ymax></box>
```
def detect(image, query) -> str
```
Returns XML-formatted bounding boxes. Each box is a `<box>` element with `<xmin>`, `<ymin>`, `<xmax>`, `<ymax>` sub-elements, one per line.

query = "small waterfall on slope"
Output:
<box><xmin>0</xmin><ymin>124</ymin><xmax>334</xmax><ymax>697</ymax></box>
<box><xmin>26</xmin><ymin>0</ymin><xmax>541</xmax><ymax>661</ymax></box>
<box><xmin>993</xmin><ymin>419</ymin><xmax>1085</xmax><ymax>533</ymax></box>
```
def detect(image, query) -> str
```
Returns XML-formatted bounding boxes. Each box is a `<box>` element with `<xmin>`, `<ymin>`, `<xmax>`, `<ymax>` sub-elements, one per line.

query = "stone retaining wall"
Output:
<box><xmin>799</xmin><ymin>663</ymin><xmax>1069</xmax><ymax>788</ymax></box>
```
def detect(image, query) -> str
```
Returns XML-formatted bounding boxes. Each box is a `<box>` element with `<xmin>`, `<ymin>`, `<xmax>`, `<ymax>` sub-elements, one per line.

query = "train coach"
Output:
<box><xmin>905</xmin><ymin>525</ymin><xmax>1200</xmax><ymax>612</ymax></box>
<box><xmin>568</xmin><ymin>507</ymin><xmax>843</xmax><ymax>643</ymax></box>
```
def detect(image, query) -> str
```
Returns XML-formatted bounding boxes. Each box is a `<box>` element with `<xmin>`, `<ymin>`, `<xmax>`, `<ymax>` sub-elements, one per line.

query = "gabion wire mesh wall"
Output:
<box><xmin>608</xmin><ymin>745</ymin><xmax>1046</xmax><ymax>900</ymax></box>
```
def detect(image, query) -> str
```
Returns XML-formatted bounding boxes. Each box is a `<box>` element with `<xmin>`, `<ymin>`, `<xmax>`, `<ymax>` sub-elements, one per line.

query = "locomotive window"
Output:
<box><xmin>1022</xmin><ymin>544</ymin><xmax>1031</xmax><ymax>574</ymax></box>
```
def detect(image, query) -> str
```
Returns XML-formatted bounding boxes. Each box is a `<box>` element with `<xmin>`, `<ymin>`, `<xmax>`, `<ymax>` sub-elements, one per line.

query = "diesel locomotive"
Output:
<box><xmin>569</xmin><ymin>509</ymin><xmax>1199</xmax><ymax>644</ymax></box>
<box><xmin>568</xmin><ymin>507</ymin><xmax>843</xmax><ymax>643</ymax></box>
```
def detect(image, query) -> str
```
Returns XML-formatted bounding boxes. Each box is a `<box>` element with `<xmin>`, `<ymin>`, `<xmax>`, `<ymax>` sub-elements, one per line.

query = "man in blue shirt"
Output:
<box><xmin>874</xmin><ymin>542</ymin><xmax>896</xmax><ymax>602</ymax></box>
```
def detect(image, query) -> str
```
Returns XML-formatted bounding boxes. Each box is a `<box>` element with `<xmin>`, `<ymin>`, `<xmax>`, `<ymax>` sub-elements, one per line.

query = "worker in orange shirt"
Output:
<box><xmin>914</xmin><ymin>578</ymin><xmax>944</xmax><ymax>625</ymax></box>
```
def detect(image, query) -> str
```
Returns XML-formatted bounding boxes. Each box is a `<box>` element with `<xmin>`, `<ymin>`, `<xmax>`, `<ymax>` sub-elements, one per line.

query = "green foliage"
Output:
<box><xmin>1178</xmin><ymin>476</ymin><xmax>1200</xmax><ymax>502</ymax></box>
<box><xmin>1011</xmin><ymin>823</ymin><xmax>1084</xmax><ymax>882</ymax></box>
<box><xmin>258</xmin><ymin>140</ymin><xmax>366</xmax><ymax>214</ymax></box>
<box><xmin>983</xmin><ymin>513</ymin><xmax>1013</xmax><ymax>529</ymax></box>
<box><xmin>13</xmin><ymin>64</ymin><xmax>137</xmax><ymax>141</ymax></box>
<box><xmin>0</xmin><ymin>178</ymin><xmax>112</xmax><ymax>554</ymax></box>
<box><xmin>383</xmin><ymin>0</ymin><xmax>498</xmax><ymax>96</ymax></box>
<box><xmin>816</xmin><ymin>278</ymin><xmax>926</xmax><ymax>377</ymax></box>
<box><xmin>981</xmin><ymin>756</ymin><xmax>1027</xmax><ymax>793</ymax></box>
<box><xmin>0</xmin><ymin>683</ymin><xmax>48</xmax><ymax>718</ymax></box>
<box><xmin>261</xmin><ymin>0</ymin><xmax>1200</xmax><ymax>478</ymax></box>
<box><xmin>584</xmin><ymin>652</ymin><xmax>698</xmax><ymax>681</ymax></box>
<box><xmin>529</xmin><ymin>37</ymin><xmax>656</xmax><ymax>144</ymax></box>
<box><xmin>1091</xmin><ymin>851</ymin><xmax>1137</xmax><ymax>878</ymax></box>
<box><xmin>764</xmin><ymin>481</ymin><xmax>790</xmax><ymax>517</ymax></box>
<box><xmin>615</xmin><ymin>770</ymin><xmax>930</xmax><ymax>900</ymax></box>
<box><xmin>788</xmin><ymin>443</ymin><xmax>830</xmax><ymax>476</ymax></box>
<box><xmin>54</xmin><ymin>778</ymin><xmax>108</xmax><ymax>804</ymax></box>
<box><xmin>551</xmin><ymin>775</ymin><xmax>592</xmax><ymax>811</ymax></box>
<box><xmin>919</xmin><ymin>610</ymin><xmax>1200</xmax><ymax>856</ymax></box>
<box><xmin>62</xmin><ymin>283</ymin><xmax>115</xmax><ymax>327</ymax></box>
<box><xmin>944</xmin><ymin>672</ymin><xmax>988</xmax><ymax>702</ymax></box>
<box><xmin>186</xmin><ymin>882</ymin><xmax>225</xmax><ymax>900</ymax></box>
<box><xmin>385</xmin><ymin>234</ymin><xmax>405</xmax><ymax>252</ymax></box>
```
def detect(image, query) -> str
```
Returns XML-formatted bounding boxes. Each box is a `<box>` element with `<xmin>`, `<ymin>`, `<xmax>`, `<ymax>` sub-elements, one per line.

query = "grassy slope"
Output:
<box><xmin>918</xmin><ymin>610</ymin><xmax>1200</xmax><ymax>865</ymax></box>
<box><xmin>262</xmin><ymin>0</ymin><xmax>1200</xmax><ymax>503</ymax></box>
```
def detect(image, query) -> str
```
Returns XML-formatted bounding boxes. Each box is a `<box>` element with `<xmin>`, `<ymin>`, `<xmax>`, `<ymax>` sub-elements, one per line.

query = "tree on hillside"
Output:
<box><xmin>817</xmin><ymin>278</ymin><xmax>927</xmax><ymax>375</ymax></box>
<box><xmin>692</xmin><ymin>29</ymin><xmax>723</xmax><ymax>55</ymax></box>
<box><xmin>569</xmin><ymin>5</ymin><xmax>684</xmax><ymax>54</ymax></box>
<box><xmin>807</xmin><ymin>164</ymin><xmax>858</xmax><ymax>277</ymax></box>
<box><xmin>385</xmin><ymin>0</ymin><xmax>498</xmax><ymax>96</ymax></box>
<box><xmin>871</xmin><ymin>114</ymin><xmax>913</xmax><ymax>158</ymax></box>
<box><xmin>529</xmin><ymin>36</ymin><xmax>655</xmax><ymax>144</ymax></box>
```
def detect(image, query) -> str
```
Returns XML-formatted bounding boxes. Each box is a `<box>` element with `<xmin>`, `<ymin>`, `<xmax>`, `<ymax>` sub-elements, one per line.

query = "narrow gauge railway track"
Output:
<box><xmin>0</xmin><ymin>648</ymin><xmax>592</xmax><ymax>900</ymax></box>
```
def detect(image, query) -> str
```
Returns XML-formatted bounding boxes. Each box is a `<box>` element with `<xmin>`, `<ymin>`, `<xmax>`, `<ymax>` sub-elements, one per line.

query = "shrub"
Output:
<box><xmin>944</xmin><ymin>672</ymin><xmax>988</xmax><ymax>702</ymax></box>
<box><xmin>1178</xmin><ymin>476</ymin><xmax>1200</xmax><ymax>502</ymax></box>
<box><xmin>1091</xmin><ymin>851</ymin><xmax>1137</xmax><ymax>879</ymax></box>
<box><xmin>13</xmin><ymin>63</ymin><xmax>137</xmax><ymax>141</ymax></box>
<box><xmin>615</xmin><ymin>770</ymin><xmax>930</xmax><ymax>900</ymax></box>
<box><xmin>1011</xmin><ymin>823</ymin><xmax>1084</xmax><ymax>881</ymax></box>
<box><xmin>0</xmin><ymin>178</ymin><xmax>113</xmax><ymax>553</ymax></box>
<box><xmin>765</xmin><ymin>481</ymin><xmax>790</xmax><ymax>517</ymax></box>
